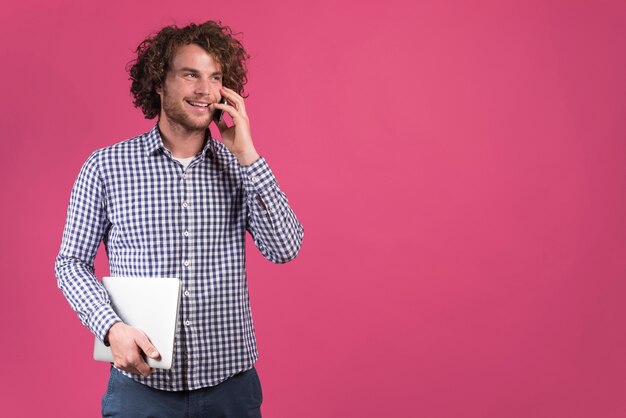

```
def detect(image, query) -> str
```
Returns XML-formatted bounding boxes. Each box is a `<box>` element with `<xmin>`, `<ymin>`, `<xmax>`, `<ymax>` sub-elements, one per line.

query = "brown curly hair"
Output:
<box><xmin>128</xmin><ymin>21</ymin><xmax>250</xmax><ymax>119</ymax></box>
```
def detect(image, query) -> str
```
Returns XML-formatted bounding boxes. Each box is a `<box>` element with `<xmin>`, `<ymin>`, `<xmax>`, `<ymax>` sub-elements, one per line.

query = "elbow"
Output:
<box><xmin>270</xmin><ymin>226</ymin><xmax>304</xmax><ymax>264</ymax></box>
<box><xmin>54</xmin><ymin>254</ymin><xmax>67</xmax><ymax>286</ymax></box>
<box><xmin>54</xmin><ymin>254</ymin><xmax>75</xmax><ymax>294</ymax></box>
<box><xmin>272</xmin><ymin>248</ymin><xmax>301</xmax><ymax>264</ymax></box>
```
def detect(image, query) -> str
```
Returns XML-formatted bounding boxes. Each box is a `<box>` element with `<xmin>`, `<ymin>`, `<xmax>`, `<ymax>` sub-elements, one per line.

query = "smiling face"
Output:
<box><xmin>156</xmin><ymin>43</ymin><xmax>223</xmax><ymax>133</ymax></box>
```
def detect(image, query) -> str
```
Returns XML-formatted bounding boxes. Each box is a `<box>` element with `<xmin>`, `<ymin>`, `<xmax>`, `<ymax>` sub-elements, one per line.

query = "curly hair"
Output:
<box><xmin>128</xmin><ymin>21</ymin><xmax>250</xmax><ymax>119</ymax></box>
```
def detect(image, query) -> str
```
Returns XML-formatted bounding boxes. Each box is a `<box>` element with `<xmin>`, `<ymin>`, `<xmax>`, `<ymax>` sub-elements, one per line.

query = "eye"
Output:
<box><xmin>185</xmin><ymin>73</ymin><xmax>198</xmax><ymax>78</ymax></box>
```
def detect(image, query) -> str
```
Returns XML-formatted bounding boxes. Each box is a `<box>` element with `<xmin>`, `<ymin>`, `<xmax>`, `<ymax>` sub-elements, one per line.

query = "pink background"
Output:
<box><xmin>2</xmin><ymin>0</ymin><xmax>626</xmax><ymax>416</ymax></box>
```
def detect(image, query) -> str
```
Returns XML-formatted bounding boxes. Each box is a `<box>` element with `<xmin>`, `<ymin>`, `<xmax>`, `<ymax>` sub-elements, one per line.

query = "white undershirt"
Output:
<box><xmin>173</xmin><ymin>156</ymin><xmax>194</xmax><ymax>170</ymax></box>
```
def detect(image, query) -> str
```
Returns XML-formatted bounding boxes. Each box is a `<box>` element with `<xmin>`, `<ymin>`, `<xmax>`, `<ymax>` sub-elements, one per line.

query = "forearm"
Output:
<box><xmin>242</xmin><ymin>157</ymin><xmax>304</xmax><ymax>263</ymax></box>
<box><xmin>55</xmin><ymin>253</ymin><xmax>121</xmax><ymax>341</ymax></box>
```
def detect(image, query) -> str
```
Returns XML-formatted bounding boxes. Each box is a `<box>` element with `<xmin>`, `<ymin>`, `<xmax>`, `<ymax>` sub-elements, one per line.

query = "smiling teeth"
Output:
<box><xmin>188</xmin><ymin>101</ymin><xmax>209</xmax><ymax>107</ymax></box>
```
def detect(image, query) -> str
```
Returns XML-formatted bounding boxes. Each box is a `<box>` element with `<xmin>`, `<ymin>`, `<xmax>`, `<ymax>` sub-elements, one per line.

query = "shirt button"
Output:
<box><xmin>184</xmin><ymin>290</ymin><xmax>190</xmax><ymax>297</ymax></box>
<box><xmin>182</xmin><ymin>202</ymin><xmax>189</xmax><ymax>209</ymax></box>
<box><xmin>183</xmin><ymin>230</ymin><xmax>190</xmax><ymax>237</ymax></box>
<box><xmin>252</xmin><ymin>176</ymin><xmax>259</xmax><ymax>182</ymax></box>
<box><xmin>183</xmin><ymin>260</ymin><xmax>190</xmax><ymax>267</ymax></box>
<box><xmin>185</xmin><ymin>320</ymin><xmax>191</xmax><ymax>326</ymax></box>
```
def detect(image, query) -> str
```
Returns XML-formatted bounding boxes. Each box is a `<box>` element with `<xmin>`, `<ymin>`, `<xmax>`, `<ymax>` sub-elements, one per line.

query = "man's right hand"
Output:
<box><xmin>106</xmin><ymin>322</ymin><xmax>160</xmax><ymax>377</ymax></box>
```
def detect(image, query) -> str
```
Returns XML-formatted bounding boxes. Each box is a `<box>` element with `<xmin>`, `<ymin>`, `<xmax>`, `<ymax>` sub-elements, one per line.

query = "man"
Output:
<box><xmin>55</xmin><ymin>21</ymin><xmax>304</xmax><ymax>417</ymax></box>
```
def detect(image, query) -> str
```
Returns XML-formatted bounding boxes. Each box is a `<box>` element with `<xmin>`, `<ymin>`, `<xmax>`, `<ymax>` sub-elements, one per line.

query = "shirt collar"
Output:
<box><xmin>142</xmin><ymin>124</ymin><xmax>215</xmax><ymax>159</ymax></box>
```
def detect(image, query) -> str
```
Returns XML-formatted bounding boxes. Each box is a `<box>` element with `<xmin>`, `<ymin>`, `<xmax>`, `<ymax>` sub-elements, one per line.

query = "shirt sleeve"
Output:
<box><xmin>54</xmin><ymin>151</ymin><xmax>121</xmax><ymax>342</ymax></box>
<box><xmin>240</xmin><ymin>156</ymin><xmax>304</xmax><ymax>263</ymax></box>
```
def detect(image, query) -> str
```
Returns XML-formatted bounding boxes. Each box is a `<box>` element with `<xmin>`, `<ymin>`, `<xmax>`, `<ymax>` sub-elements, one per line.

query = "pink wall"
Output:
<box><xmin>2</xmin><ymin>0</ymin><xmax>626</xmax><ymax>416</ymax></box>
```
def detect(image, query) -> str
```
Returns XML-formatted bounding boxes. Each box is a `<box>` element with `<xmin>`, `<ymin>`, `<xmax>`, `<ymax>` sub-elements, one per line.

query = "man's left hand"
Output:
<box><xmin>211</xmin><ymin>87</ymin><xmax>260</xmax><ymax>166</ymax></box>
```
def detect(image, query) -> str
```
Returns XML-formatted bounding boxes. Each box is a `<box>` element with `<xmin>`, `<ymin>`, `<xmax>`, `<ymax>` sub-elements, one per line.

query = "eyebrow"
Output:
<box><xmin>179</xmin><ymin>67</ymin><xmax>223</xmax><ymax>76</ymax></box>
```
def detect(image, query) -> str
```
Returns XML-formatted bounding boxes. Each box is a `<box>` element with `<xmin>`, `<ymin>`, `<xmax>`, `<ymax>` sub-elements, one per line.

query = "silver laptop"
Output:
<box><xmin>93</xmin><ymin>276</ymin><xmax>181</xmax><ymax>369</ymax></box>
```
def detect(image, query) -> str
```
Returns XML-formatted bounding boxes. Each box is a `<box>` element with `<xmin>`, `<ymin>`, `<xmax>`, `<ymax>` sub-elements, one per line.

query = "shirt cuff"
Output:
<box><xmin>89</xmin><ymin>302</ymin><xmax>122</xmax><ymax>344</ymax></box>
<box><xmin>240</xmin><ymin>156</ymin><xmax>276</xmax><ymax>193</ymax></box>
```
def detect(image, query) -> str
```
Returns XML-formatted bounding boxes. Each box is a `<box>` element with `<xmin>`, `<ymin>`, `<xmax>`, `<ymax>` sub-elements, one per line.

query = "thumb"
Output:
<box><xmin>135</xmin><ymin>332</ymin><xmax>160</xmax><ymax>359</ymax></box>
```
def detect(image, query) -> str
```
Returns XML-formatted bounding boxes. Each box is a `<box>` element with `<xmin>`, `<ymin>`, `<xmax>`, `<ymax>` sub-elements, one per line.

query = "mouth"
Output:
<box><xmin>185</xmin><ymin>100</ymin><xmax>211</xmax><ymax>111</ymax></box>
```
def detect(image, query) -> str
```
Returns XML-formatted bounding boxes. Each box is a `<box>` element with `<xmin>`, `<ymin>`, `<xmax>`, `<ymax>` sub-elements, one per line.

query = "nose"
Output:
<box><xmin>194</xmin><ymin>77</ymin><xmax>210</xmax><ymax>96</ymax></box>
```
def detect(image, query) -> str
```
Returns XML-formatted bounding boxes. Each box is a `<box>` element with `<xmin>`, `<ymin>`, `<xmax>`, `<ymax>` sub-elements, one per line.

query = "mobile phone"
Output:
<box><xmin>213</xmin><ymin>97</ymin><xmax>227</xmax><ymax>123</ymax></box>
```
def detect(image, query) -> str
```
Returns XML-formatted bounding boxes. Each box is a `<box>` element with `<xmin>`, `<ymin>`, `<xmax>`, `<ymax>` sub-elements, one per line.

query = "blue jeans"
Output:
<box><xmin>102</xmin><ymin>367</ymin><xmax>263</xmax><ymax>418</ymax></box>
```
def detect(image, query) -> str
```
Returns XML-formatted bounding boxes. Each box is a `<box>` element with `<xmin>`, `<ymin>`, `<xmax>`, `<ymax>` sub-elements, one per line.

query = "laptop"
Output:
<box><xmin>93</xmin><ymin>276</ymin><xmax>181</xmax><ymax>369</ymax></box>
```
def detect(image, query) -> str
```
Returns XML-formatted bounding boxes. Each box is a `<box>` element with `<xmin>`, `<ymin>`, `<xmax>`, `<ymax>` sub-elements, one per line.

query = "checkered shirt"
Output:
<box><xmin>55</xmin><ymin>125</ymin><xmax>304</xmax><ymax>390</ymax></box>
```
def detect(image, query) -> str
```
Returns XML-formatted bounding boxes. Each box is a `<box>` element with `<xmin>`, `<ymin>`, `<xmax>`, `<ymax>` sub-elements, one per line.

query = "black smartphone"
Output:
<box><xmin>213</xmin><ymin>97</ymin><xmax>228</xmax><ymax>123</ymax></box>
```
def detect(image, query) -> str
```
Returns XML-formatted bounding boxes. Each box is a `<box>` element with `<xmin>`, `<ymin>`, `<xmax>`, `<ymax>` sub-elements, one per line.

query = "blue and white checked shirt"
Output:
<box><xmin>55</xmin><ymin>125</ymin><xmax>304</xmax><ymax>391</ymax></box>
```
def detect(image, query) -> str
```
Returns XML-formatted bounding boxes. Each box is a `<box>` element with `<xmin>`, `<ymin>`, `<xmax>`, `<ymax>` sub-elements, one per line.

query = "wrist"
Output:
<box><xmin>105</xmin><ymin>321</ymin><xmax>125</xmax><ymax>344</ymax></box>
<box><xmin>237</xmin><ymin>150</ymin><xmax>260</xmax><ymax>166</ymax></box>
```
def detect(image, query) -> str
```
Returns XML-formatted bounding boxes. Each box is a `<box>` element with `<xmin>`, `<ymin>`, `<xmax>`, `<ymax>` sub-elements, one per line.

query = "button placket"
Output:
<box><xmin>180</xmin><ymin>164</ymin><xmax>193</xmax><ymax>360</ymax></box>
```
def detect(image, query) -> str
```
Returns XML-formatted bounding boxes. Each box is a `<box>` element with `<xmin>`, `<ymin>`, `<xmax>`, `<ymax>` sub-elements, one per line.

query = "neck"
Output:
<box><xmin>157</xmin><ymin>118</ymin><xmax>207</xmax><ymax>158</ymax></box>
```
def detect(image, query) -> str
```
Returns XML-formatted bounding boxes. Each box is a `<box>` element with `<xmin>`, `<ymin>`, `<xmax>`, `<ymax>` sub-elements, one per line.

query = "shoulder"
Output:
<box><xmin>84</xmin><ymin>132</ymin><xmax>146</xmax><ymax>167</ymax></box>
<box><xmin>78</xmin><ymin>132</ymin><xmax>147</xmax><ymax>180</ymax></box>
<box><xmin>91</xmin><ymin>133</ymin><xmax>145</xmax><ymax>159</ymax></box>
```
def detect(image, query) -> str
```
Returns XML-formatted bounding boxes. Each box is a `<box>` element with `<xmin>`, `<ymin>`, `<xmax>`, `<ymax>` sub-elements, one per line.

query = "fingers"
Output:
<box><xmin>125</xmin><ymin>330</ymin><xmax>159</xmax><ymax>377</ymax></box>
<box><xmin>112</xmin><ymin>340</ymin><xmax>154</xmax><ymax>377</ymax></box>
<box><xmin>211</xmin><ymin>87</ymin><xmax>249</xmax><ymax>129</ymax></box>
<box><xmin>115</xmin><ymin>355</ymin><xmax>154</xmax><ymax>377</ymax></box>
<box><xmin>210</xmin><ymin>101</ymin><xmax>249</xmax><ymax>134</ymax></box>
<box><xmin>219</xmin><ymin>87</ymin><xmax>247</xmax><ymax>116</ymax></box>
<box><xmin>133</xmin><ymin>360</ymin><xmax>154</xmax><ymax>378</ymax></box>
<box><xmin>134</xmin><ymin>331</ymin><xmax>160</xmax><ymax>360</ymax></box>
<box><xmin>211</xmin><ymin>102</ymin><xmax>237</xmax><ymax>122</ymax></box>
<box><xmin>210</xmin><ymin>88</ymin><xmax>255</xmax><ymax>156</ymax></box>
<box><xmin>108</xmin><ymin>323</ymin><xmax>159</xmax><ymax>377</ymax></box>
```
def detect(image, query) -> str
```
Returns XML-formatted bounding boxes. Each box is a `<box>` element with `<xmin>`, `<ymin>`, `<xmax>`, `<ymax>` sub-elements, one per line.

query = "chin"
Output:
<box><xmin>183</xmin><ymin>117</ymin><xmax>211</xmax><ymax>131</ymax></box>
